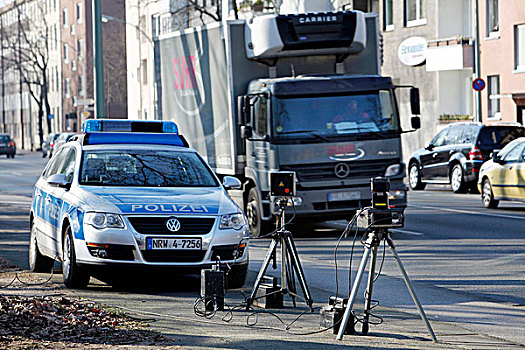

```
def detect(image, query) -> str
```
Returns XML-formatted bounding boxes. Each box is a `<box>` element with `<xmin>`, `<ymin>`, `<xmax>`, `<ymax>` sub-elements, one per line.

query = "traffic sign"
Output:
<box><xmin>472</xmin><ymin>78</ymin><xmax>486</xmax><ymax>92</ymax></box>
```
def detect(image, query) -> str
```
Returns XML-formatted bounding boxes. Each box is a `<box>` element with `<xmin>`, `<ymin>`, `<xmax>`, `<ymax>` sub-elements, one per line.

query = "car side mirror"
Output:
<box><xmin>47</xmin><ymin>174</ymin><xmax>72</xmax><ymax>189</ymax></box>
<box><xmin>222</xmin><ymin>176</ymin><xmax>242</xmax><ymax>190</ymax></box>
<box><xmin>411</xmin><ymin>116</ymin><xmax>421</xmax><ymax>130</ymax></box>
<box><xmin>425</xmin><ymin>143</ymin><xmax>434</xmax><ymax>151</ymax></box>
<box><xmin>492</xmin><ymin>151</ymin><xmax>504</xmax><ymax>164</ymax></box>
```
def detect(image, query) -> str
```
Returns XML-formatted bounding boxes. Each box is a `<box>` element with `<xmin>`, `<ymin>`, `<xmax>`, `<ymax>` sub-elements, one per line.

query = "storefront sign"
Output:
<box><xmin>398</xmin><ymin>37</ymin><xmax>427</xmax><ymax>66</ymax></box>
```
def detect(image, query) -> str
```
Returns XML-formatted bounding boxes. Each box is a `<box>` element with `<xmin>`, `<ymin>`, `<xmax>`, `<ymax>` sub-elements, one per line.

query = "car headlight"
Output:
<box><xmin>385</xmin><ymin>163</ymin><xmax>403</xmax><ymax>177</ymax></box>
<box><xmin>85</xmin><ymin>212</ymin><xmax>125</xmax><ymax>229</ymax></box>
<box><xmin>219</xmin><ymin>213</ymin><xmax>246</xmax><ymax>230</ymax></box>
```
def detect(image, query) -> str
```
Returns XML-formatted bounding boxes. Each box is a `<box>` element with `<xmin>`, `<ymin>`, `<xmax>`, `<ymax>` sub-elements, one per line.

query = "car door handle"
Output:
<box><xmin>433</xmin><ymin>153</ymin><xmax>437</xmax><ymax>157</ymax></box>
<box><xmin>449</xmin><ymin>150</ymin><xmax>454</xmax><ymax>154</ymax></box>
<box><xmin>251</xmin><ymin>152</ymin><xmax>256</xmax><ymax>157</ymax></box>
<box><xmin>36</xmin><ymin>192</ymin><xmax>42</xmax><ymax>198</ymax></box>
<box><xmin>45</xmin><ymin>197</ymin><xmax>52</xmax><ymax>204</ymax></box>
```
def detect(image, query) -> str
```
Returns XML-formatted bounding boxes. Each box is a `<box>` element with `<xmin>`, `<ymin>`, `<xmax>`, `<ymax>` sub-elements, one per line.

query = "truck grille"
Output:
<box><xmin>281</xmin><ymin>159</ymin><xmax>396</xmax><ymax>182</ymax></box>
<box><xmin>128</xmin><ymin>217</ymin><xmax>215</xmax><ymax>235</ymax></box>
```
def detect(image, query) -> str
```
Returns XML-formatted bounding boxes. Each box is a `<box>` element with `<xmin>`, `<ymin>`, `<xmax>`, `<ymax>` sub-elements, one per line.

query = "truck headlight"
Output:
<box><xmin>85</xmin><ymin>212</ymin><xmax>125</xmax><ymax>229</ymax></box>
<box><xmin>219</xmin><ymin>213</ymin><xmax>246</xmax><ymax>230</ymax></box>
<box><xmin>385</xmin><ymin>164</ymin><xmax>403</xmax><ymax>177</ymax></box>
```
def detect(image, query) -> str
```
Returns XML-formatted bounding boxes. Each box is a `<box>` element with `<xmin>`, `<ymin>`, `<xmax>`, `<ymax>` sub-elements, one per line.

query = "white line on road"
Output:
<box><xmin>391</xmin><ymin>228</ymin><xmax>424</xmax><ymax>236</ymax></box>
<box><xmin>412</xmin><ymin>204</ymin><xmax>525</xmax><ymax>221</ymax></box>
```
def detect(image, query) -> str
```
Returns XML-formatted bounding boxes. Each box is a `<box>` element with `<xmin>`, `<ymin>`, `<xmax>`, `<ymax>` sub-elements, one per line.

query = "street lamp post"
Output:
<box><xmin>93</xmin><ymin>0</ymin><xmax>105</xmax><ymax>119</ymax></box>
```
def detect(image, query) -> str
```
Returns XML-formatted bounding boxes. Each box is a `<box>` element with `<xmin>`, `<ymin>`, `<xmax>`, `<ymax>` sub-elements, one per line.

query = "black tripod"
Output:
<box><xmin>246</xmin><ymin>198</ymin><xmax>314</xmax><ymax>311</ymax></box>
<box><xmin>337</xmin><ymin>229</ymin><xmax>437</xmax><ymax>342</ymax></box>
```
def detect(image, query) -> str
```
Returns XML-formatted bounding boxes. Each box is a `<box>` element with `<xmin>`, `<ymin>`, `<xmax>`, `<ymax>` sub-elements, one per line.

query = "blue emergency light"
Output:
<box><xmin>84</xmin><ymin>132</ymin><xmax>187</xmax><ymax>147</ymax></box>
<box><xmin>82</xmin><ymin>119</ymin><xmax>179</xmax><ymax>134</ymax></box>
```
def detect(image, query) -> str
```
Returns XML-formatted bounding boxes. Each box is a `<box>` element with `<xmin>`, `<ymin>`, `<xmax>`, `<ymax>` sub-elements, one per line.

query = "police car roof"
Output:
<box><xmin>69</xmin><ymin>132</ymin><xmax>189</xmax><ymax>148</ymax></box>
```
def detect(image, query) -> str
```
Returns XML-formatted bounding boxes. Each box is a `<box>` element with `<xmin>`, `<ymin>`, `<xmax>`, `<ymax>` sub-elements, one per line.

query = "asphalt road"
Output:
<box><xmin>1</xmin><ymin>152</ymin><xmax>524</xmax><ymax>347</ymax></box>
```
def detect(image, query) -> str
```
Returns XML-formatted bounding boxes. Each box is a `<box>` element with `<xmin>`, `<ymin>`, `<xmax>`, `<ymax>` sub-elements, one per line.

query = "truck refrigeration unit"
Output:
<box><xmin>156</xmin><ymin>10</ymin><xmax>421</xmax><ymax>236</ymax></box>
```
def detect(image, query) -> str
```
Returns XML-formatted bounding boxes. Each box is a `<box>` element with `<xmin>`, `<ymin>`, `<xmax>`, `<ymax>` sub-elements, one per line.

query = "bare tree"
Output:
<box><xmin>0</xmin><ymin>1</ymin><xmax>53</xmax><ymax>146</ymax></box>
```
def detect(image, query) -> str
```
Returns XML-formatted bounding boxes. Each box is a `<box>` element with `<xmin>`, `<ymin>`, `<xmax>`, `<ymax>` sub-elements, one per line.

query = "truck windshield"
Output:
<box><xmin>272</xmin><ymin>91</ymin><xmax>399</xmax><ymax>141</ymax></box>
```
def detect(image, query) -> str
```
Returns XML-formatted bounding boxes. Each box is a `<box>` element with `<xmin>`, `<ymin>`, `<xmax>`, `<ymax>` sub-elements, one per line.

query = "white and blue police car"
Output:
<box><xmin>29</xmin><ymin>119</ymin><xmax>249</xmax><ymax>289</ymax></box>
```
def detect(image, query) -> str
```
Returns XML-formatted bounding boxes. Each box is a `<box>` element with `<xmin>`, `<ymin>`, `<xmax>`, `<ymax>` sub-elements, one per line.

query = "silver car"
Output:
<box><xmin>29</xmin><ymin>122</ymin><xmax>249</xmax><ymax>289</ymax></box>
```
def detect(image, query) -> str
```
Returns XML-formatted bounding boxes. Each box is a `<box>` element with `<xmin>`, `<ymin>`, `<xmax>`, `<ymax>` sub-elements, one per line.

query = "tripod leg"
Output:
<box><xmin>337</xmin><ymin>233</ymin><xmax>375</xmax><ymax>340</ymax></box>
<box><xmin>362</xmin><ymin>242</ymin><xmax>378</xmax><ymax>335</ymax></box>
<box><xmin>246</xmin><ymin>237</ymin><xmax>279</xmax><ymax>310</ymax></box>
<box><xmin>284</xmin><ymin>233</ymin><xmax>313</xmax><ymax>310</ymax></box>
<box><xmin>386</xmin><ymin>237</ymin><xmax>437</xmax><ymax>343</ymax></box>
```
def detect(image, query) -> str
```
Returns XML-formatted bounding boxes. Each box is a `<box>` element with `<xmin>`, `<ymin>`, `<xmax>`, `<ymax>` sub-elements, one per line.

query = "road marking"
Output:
<box><xmin>391</xmin><ymin>228</ymin><xmax>424</xmax><ymax>236</ymax></box>
<box><xmin>412</xmin><ymin>205</ymin><xmax>525</xmax><ymax>221</ymax></box>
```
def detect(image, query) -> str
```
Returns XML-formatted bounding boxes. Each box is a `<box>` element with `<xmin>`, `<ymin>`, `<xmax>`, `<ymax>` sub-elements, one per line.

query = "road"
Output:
<box><xmin>1</xmin><ymin>152</ymin><xmax>524</xmax><ymax>347</ymax></box>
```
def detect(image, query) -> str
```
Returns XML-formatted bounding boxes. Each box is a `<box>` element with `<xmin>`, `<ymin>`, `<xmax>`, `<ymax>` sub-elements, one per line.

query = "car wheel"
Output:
<box><xmin>408</xmin><ymin>163</ymin><xmax>426</xmax><ymax>190</ymax></box>
<box><xmin>482</xmin><ymin>179</ymin><xmax>499</xmax><ymax>209</ymax></box>
<box><xmin>62</xmin><ymin>225</ymin><xmax>90</xmax><ymax>289</ymax></box>
<box><xmin>450</xmin><ymin>164</ymin><xmax>467</xmax><ymax>193</ymax></box>
<box><xmin>246</xmin><ymin>187</ymin><xmax>270</xmax><ymax>238</ymax></box>
<box><xmin>29</xmin><ymin>222</ymin><xmax>55</xmax><ymax>273</ymax></box>
<box><xmin>226</xmin><ymin>263</ymin><xmax>248</xmax><ymax>289</ymax></box>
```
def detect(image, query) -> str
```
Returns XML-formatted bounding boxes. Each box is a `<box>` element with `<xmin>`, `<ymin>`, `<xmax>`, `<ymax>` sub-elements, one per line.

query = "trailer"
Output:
<box><xmin>156</xmin><ymin>11</ymin><xmax>421</xmax><ymax>236</ymax></box>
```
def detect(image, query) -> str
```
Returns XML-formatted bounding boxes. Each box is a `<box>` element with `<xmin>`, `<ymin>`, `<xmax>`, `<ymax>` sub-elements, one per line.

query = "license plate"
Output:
<box><xmin>328</xmin><ymin>191</ymin><xmax>360</xmax><ymax>201</ymax></box>
<box><xmin>146</xmin><ymin>238</ymin><xmax>202</xmax><ymax>250</ymax></box>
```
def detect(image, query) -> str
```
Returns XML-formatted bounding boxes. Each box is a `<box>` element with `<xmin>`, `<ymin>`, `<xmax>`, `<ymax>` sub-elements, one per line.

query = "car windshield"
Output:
<box><xmin>79</xmin><ymin>150</ymin><xmax>219</xmax><ymax>187</ymax></box>
<box><xmin>478</xmin><ymin>127</ymin><xmax>525</xmax><ymax>148</ymax></box>
<box><xmin>272</xmin><ymin>91</ymin><xmax>399</xmax><ymax>141</ymax></box>
<box><xmin>0</xmin><ymin>135</ymin><xmax>9</xmax><ymax>143</ymax></box>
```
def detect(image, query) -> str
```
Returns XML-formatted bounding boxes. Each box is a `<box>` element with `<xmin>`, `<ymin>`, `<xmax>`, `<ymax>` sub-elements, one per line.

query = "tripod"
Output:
<box><xmin>246</xmin><ymin>198</ymin><xmax>314</xmax><ymax>311</ymax></box>
<box><xmin>337</xmin><ymin>229</ymin><xmax>437</xmax><ymax>342</ymax></box>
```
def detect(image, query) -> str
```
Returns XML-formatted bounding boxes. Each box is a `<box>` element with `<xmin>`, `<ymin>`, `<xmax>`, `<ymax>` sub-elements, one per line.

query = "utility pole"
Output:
<box><xmin>474</xmin><ymin>0</ymin><xmax>482</xmax><ymax>122</ymax></box>
<box><xmin>17</xmin><ymin>4</ymin><xmax>25</xmax><ymax>149</ymax></box>
<box><xmin>93</xmin><ymin>0</ymin><xmax>105</xmax><ymax>119</ymax></box>
<box><xmin>1</xmin><ymin>15</ymin><xmax>6</xmax><ymax>134</ymax></box>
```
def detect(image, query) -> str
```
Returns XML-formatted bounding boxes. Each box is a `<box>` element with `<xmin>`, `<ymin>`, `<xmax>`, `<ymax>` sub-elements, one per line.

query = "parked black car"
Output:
<box><xmin>408</xmin><ymin>122</ymin><xmax>525</xmax><ymax>193</ymax></box>
<box><xmin>0</xmin><ymin>133</ymin><xmax>16</xmax><ymax>158</ymax></box>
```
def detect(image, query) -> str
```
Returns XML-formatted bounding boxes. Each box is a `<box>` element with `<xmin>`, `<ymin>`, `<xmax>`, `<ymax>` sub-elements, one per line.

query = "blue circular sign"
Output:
<box><xmin>472</xmin><ymin>78</ymin><xmax>486</xmax><ymax>92</ymax></box>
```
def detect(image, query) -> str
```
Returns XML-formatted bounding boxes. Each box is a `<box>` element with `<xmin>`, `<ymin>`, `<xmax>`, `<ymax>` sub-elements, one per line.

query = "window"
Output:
<box><xmin>502</xmin><ymin>142</ymin><xmax>525</xmax><ymax>162</ymax></box>
<box><xmin>78</xmin><ymin>75</ymin><xmax>84</xmax><ymax>96</ymax></box>
<box><xmin>405</xmin><ymin>0</ymin><xmax>426</xmax><ymax>27</ymax></box>
<box><xmin>70</xmin><ymin>24</ymin><xmax>75</xmax><ymax>35</ymax></box>
<box><xmin>444</xmin><ymin>125</ymin><xmax>464</xmax><ymax>145</ymax></box>
<box><xmin>486</xmin><ymin>0</ymin><xmax>499</xmax><ymax>37</ymax></box>
<box><xmin>77</xmin><ymin>39</ymin><xmax>83</xmax><ymax>59</ymax></box>
<box><xmin>515</xmin><ymin>24</ymin><xmax>525</xmax><ymax>71</ymax></box>
<box><xmin>384</xmin><ymin>0</ymin><xmax>393</xmax><ymax>30</ymax></box>
<box><xmin>59</xmin><ymin>148</ymin><xmax>77</xmax><ymax>182</ymax></box>
<box><xmin>63</xmin><ymin>43</ymin><xmax>69</xmax><ymax>62</ymax></box>
<box><xmin>76</xmin><ymin>3</ymin><xmax>82</xmax><ymax>24</ymax></box>
<box><xmin>141</xmin><ymin>59</ymin><xmax>148</xmax><ymax>84</ymax></box>
<box><xmin>71</xmin><ymin>60</ymin><xmax>76</xmax><ymax>71</ymax></box>
<box><xmin>431</xmin><ymin>129</ymin><xmax>448</xmax><ymax>147</ymax></box>
<box><xmin>487</xmin><ymin>75</ymin><xmax>500</xmax><ymax>119</ymax></box>
<box><xmin>254</xmin><ymin>97</ymin><xmax>268</xmax><ymax>136</ymax></box>
<box><xmin>62</xmin><ymin>8</ymin><xmax>68</xmax><ymax>28</ymax></box>
<box><xmin>65</xmin><ymin>78</ymin><xmax>70</xmax><ymax>98</ymax></box>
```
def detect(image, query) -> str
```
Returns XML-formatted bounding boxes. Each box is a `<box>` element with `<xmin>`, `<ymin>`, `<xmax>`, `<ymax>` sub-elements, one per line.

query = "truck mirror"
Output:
<box><xmin>410</xmin><ymin>87</ymin><xmax>420</xmax><ymax>115</ymax></box>
<box><xmin>411</xmin><ymin>116</ymin><xmax>421</xmax><ymax>130</ymax></box>
<box><xmin>237</xmin><ymin>96</ymin><xmax>247</xmax><ymax>125</ymax></box>
<box><xmin>241</xmin><ymin>125</ymin><xmax>253</xmax><ymax>139</ymax></box>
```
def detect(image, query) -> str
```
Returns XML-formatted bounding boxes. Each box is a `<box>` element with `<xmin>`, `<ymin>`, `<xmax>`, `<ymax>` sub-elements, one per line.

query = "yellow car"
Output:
<box><xmin>478</xmin><ymin>137</ymin><xmax>525</xmax><ymax>208</ymax></box>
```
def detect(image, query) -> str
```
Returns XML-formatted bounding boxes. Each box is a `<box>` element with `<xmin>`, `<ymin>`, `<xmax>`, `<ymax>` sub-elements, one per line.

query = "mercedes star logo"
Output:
<box><xmin>334</xmin><ymin>163</ymin><xmax>350</xmax><ymax>179</ymax></box>
<box><xmin>165</xmin><ymin>218</ymin><xmax>181</xmax><ymax>232</ymax></box>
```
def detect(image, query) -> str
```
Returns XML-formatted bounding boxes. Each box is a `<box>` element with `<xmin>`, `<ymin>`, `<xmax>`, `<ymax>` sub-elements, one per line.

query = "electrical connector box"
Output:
<box><xmin>201</xmin><ymin>268</ymin><xmax>225</xmax><ymax>311</ymax></box>
<box><xmin>320</xmin><ymin>297</ymin><xmax>355</xmax><ymax>335</ymax></box>
<box><xmin>253</xmin><ymin>276</ymin><xmax>283</xmax><ymax>309</ymax></box>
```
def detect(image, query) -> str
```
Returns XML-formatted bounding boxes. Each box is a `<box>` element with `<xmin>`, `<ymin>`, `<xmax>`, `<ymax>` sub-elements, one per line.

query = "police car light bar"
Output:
<box><xmin>82</xmin><ymin>119</ymin><xmax>179</xmax><ymax>134</ymax></box>
<box><xmin>83</xmin><ymin>132</ymin><xmax>189</xmax><ymax>147</ymax></box>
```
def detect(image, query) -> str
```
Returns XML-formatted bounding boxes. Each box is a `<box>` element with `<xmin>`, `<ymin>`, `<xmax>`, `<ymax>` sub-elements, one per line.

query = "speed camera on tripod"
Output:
<box><xmin>270</xmin><ymin>171</ymin><xmax>296</xmax><ymax>197</ymax></box>
<box><xmin>357</xmin><ymin>177</ymin><xmax>404</xmax><ymax>230</ymax></box>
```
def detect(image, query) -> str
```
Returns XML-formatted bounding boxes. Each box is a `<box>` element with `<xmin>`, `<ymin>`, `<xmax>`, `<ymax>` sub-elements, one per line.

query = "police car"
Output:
<box><xmin>29</xmin><ymin>119</ymin><xmax>249</xmax><ymax>289</ymax></box>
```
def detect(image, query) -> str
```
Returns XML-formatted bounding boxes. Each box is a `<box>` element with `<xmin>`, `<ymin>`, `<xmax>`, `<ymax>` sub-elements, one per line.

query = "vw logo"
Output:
<box><xmin>334</xmin><ymin>163</ymin><xmax>350</xmax><ymax>179</ymax></box>
<box><xmin>165</xmin><ymin>218</ymin><xmax>181</xmax><ymax>232</ymax></box>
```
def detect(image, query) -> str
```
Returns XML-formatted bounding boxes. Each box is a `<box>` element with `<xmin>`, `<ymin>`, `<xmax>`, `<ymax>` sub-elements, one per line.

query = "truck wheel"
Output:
<box><xmin>62</xmin><ymin>225</ymin><xmax>90</xmax><ymax>289</ymax></box>
<box><xmin>482</xmin><ymin>179</ymin><xmax>499</xmax><ymax>208</ymax></box>
<box><xmin>29</xmin><ymin>222</ymin><xmax>55</xmax><ymax>273</ymax></box>
<box><xmin>450</xmin><ymin>164</ymin><xmax>466</xmax><ymax>193</ymax></box>
<box><xmin>226</xmin><ymin>263</ymin><xmax>248</xmax><ymax>289</ymax></box>
<box><xmin>246</xmin><ymin>187</ymin><xmax>268</xmax><ymax>237</ymax></box>
<box><xmin>408</xmin><ymin>163</ymin><xmax>426</xmax><ymax>190</ymax></box>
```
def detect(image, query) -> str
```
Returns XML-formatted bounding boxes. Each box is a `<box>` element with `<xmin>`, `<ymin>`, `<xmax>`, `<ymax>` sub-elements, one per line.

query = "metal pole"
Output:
<box><xmin>17</xmin><ymin>5</ymin><xmax>24</xmax><ymax>149</ymax></box>
<box><xmin>0</xmin><ymin>15</ymin><xmax>6</xmax><ymax>134</ymax></box>
<box><xmin>92</xmin><ymin>0</ymin><xmax>105</xmax><ymax>119</ymax></box>
<box><xmin>474</xmin><ymin>0</ymin><xmax>482</xmax><ymax>122</ymax></box>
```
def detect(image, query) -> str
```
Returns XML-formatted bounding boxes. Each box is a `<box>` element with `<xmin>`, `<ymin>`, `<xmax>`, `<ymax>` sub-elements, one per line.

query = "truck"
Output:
<box><xmin>155</xmin><ymin>10</ymin><xmax>421</xmax><ymax>236</ymax></box>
